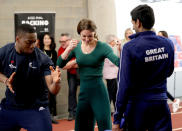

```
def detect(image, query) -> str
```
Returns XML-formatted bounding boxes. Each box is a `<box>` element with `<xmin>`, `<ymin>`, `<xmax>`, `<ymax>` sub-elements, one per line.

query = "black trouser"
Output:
<box><xmin>106</xmin><ymin>78</ymin><xmax>118</xmax><ymax>110</ymax></box>
<box><xmin>49</xmin><ymin>92</ymin><xmax>57</xmax><ymax>116</ymax></box>
<box><xmin>67</xmin><ymin>72</ymin><xmax>78</xmax><ymax>115</ymax></box>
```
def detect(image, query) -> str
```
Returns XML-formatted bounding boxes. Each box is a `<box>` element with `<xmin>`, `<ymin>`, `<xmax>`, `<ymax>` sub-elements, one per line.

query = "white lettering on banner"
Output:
<box><xmin>28</xmin><ymin>16</ymin><xmax>43</xmax><ymax>20</ymax></box>
<box><xmin>21</xmin><ymin>20</ymin><xmax>49</xmax><ymax>26</ymax></box>
<box><xmin>145</xmin><ymin>47</ymin><xmax>168</xmax><ymax>62</ymax></box>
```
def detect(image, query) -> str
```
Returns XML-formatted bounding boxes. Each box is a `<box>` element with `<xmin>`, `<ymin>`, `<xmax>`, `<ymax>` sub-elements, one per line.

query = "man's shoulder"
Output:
<box><xmin>58</xmin><ymin>46</ymin><xmax>65</xmax><ymax>55</ymax></box>
<box><xmin>58</xmin><ymin>46</ymin><xmax>64</xmax><ymax>51</ymax></box>
<box><xmin>158</xmin><ymin>36</ymin><xmax>173</xmax><ymax>44</ymax></box>
<box><xmin>1</xmin><ymin>43</ymin><xmax>14</xmax><ymax>49</ymax></box>
<box><xmin>123</xmin><ymin>39</ymin><xmax>135</xmax><ymax>50</ymax></box>
<box><xmin>0</xmin><ymin>43</ymin><xmax>15</xmax><ymax>55</ymax></box>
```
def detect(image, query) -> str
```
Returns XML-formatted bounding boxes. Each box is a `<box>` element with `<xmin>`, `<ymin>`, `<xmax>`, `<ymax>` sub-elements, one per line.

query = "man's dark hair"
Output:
<box><xmin>16</xmin><ymin>24</ymin><xmax>36</xmax><ymax>36</ymax></box>
<box><xmin>130</xmin><ymin>4</ymin><xmax>155</xmax><ymax>30</ymax></box>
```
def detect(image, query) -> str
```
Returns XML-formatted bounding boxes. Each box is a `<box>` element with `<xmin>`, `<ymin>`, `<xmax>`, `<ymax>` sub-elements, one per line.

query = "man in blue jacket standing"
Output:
<box><xmin>113</xmin><ymin>4</ymin><xmax>174</xmax><ymax>131</ymax></box>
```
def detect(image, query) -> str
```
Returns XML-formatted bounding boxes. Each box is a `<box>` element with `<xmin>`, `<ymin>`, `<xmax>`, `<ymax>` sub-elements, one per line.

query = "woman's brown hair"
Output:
<box><xmin>77</xmin><ymin>19</ymin><xmax>97</xmax><ymax>35</ymax></box>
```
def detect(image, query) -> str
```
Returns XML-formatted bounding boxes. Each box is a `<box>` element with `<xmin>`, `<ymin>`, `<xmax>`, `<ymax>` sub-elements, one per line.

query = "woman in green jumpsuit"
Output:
<box><xmin>57</xmin><ymin>19</ymin><xmax>119</xmax><ymax>131</ymax></box>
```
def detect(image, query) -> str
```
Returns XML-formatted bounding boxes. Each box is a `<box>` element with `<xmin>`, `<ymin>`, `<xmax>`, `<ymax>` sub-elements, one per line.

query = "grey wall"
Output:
<box><xmin>87</xmin><ymin>0</ymin><xmax>117</xmax><ymax>41</ymax></box>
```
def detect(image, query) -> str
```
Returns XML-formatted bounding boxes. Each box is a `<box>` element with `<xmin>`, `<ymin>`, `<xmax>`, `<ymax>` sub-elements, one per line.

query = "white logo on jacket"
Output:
<box><xmin>9</xmin><ymin>64</ymin><xmax>16</xmax><ymax>69</ymax></box>
<box><xmin>29</xmin><ymin>62</ymin><xmax>37</xmax><ymax>69</ymax></box>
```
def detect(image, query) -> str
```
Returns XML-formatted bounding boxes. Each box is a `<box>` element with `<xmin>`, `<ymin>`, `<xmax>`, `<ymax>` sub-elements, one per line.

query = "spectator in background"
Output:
<box><xmin>58</xmin><ymin>33</ymin><xmax>71</xmax><ymax>57</ymax></box>
<box><xmin>158</xmin><ymin>30</ymin><xmax>181</xmax><ymax>113</ymax></box>
<box><xmin>158</xmin><ymin>30</ymin><xmax>168</xmax><ymax>38</ymax></box>
<box><xmin>121</xmin><ymin>28</ymin><xmax>134</xmax><ymax>48</ymax></box>
<box><xmin>116</xmin><ymin>38</ymin><xmax>122</xmax><ymax>57</ymax></box>
<box><xmin>103</xmin><ymin>34</ymin><xmax>120</xmax><ymax>114</ymax></box>
<box><xmin>39</xmin><ymin>33</ymin><xmax>59</xmax><ymax>124</ymax></box>
<box><xmin>58</xmin><ymin>33</ymin><xmax>79</xmax><ymax>121</ymax></box>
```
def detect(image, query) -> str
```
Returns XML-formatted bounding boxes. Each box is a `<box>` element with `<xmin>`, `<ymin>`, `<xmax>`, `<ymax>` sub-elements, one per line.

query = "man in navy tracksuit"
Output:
<box><xmin>113</xmin><ymin>5</ymin><xmax>174</xmax><ymax>131</ymax></box>
<box><xmin>0</xmin><ymin>24</ymin><xmax>61</xmax><ymax>131</ymax></box>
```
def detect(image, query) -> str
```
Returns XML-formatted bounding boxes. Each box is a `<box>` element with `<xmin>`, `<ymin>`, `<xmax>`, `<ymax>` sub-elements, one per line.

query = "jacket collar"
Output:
<box><xmin>129</xmin><ymin>31</ymin><xmax>156</xmax><ymax>39</ymax></box>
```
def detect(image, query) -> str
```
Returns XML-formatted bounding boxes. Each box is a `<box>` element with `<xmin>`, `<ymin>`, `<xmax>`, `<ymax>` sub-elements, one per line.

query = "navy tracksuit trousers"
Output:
<box><xmin>0</xmin><ymin>106</ymin><xmax>52</xmax><ymax>131</ymax></box>
<box><xmin>124</xmin><ymin>100</ymin><xmax>172</xmax><ymax>131</ymax></box>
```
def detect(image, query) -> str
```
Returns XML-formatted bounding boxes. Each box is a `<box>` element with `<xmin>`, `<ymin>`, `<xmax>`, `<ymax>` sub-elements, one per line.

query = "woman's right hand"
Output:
<box><xmin>61</xmin><ymin>39</ymin><xmax>78</xmax><ymax>60</ymax></box>
<box><xmin>68</xmin><ymin>39</ymin><xmax>78</xmax><ymax>51</ymax></box>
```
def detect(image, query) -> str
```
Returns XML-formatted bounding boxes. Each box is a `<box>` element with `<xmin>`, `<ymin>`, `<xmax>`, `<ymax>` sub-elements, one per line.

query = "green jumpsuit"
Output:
<box><xmin>57</xmin><ymin>41</ymin><xmax>119</xmax><ymax>131</ymax></box>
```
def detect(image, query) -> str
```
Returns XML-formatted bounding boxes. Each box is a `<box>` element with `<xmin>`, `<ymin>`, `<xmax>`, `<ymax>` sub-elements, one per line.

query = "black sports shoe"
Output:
<box><xmin>68</xmin><ymin>113</ymin><xmax>75</xmax><ymax>121</ymax></box>
<box><xmin>52</xmin><ymin>118</ymin><xmax>59</xmax><ymax>124</ymax></box>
